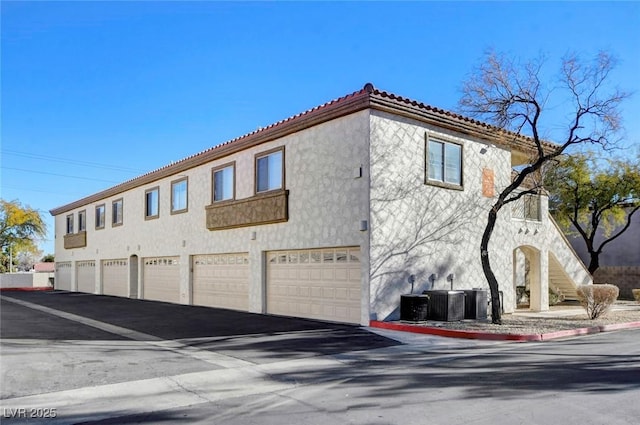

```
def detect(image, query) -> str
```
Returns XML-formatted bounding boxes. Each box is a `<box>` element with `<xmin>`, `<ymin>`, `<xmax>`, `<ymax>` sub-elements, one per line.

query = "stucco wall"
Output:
<box><xmin>367</xmin><ymin>111</ymin><xmax>591</xmax><ymax>320</ymax></box>
<box><xmin>0</xmin><ymin>273</ymin><xmax>53</xmax><ymax>288</ymax></box>
<box><xmin>53</xmin><ymin>110</ymin><xmax>372</xmax><ymax>324</ymax></box>
<box><xmin>52</xmin><ymin>105</ymin><xmax>592</xmax><ymax>324</ymax></box>
<box><xmin>593</xmin><ymin>266</ymin><xmax>640</xmax><ymax>300</ymax></box>
<box><xmin>368</xmin><ymin>111</ymin><xmax>509</xmax><ymax>320</ymax></box>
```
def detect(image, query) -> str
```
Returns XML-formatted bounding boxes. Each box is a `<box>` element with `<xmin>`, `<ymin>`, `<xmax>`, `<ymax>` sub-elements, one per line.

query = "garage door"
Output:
<box><xmin>55</xmin><ymin>262</ymin><xmax>72</xmax><ymax>290</ymax></box>
<box><xmin>76</xmin><ymin>260</ymin><xmax>96</xmax><ymax>293</ymax></box>
<box><xmin>266</xmin><ymin>247</ymin><xmax>361</xmax><ymax>324</ymax></box>
<box><xmin>192</xmin><ymin>253</ymin><xmax>249</xmax><ymax>311</ymax></box>
<box><xmin>103</xmin><ymin>259</ymin><xmax>129</xmax><ymax>297</ymax></box>
<box><xmin>143</xmin><ymin>256</ymin><xmax>180</xmax><ymax>303</ymax></box>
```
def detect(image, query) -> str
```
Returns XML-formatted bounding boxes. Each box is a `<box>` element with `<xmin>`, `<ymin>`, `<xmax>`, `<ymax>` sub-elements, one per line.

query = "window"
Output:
<box><xmin>145</xmin><ymin>187</ymin><xmax>159</xmax><ymax>219</ymax></box>
<box><xmin>95</xmin><ymin>204</ymin><xmax>105</xmax><ymax>229</ymax></box>
<box><xmin>112</xmin><ymin>199</ymin><xmax>123</xmax><ymax>226</ymax></box>
<box><xmin>66</xmin><ymin>214</ymin><xmax>74</xmax><ymax>234</ymax></box>
<box><xmin>256</xmin><ymin>148</ymin><xmax>284</xmax><ymax>193</ymax></box>
<box><xmin>213</xmin><ymin>163</ymin><xmax>235</xmax><ymax>202</ymax></box>
<box><xmin>78</xmin><ymin>210</ymin><xmax>86</xmax><ymax>232</ymax></box>
<box><xmin>171</xmin><ymin>178</ymin><xmax>188</xmax><ymax>213</ymax></box>
<box><xmin>427</xmin><ymin>138</ymin><xmax>462</xmax><ymax>186</ymax></box>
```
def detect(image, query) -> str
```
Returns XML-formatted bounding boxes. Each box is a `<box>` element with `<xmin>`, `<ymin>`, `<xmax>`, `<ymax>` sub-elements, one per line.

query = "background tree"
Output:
<box><xmin>16</xmin><ymin>250</ymin><xmax>41</xmax><ymax>271</ymax></box>
<box><xmin>459</xmin><ymin>50</ymin><xmax>628</xmax><ymax>324</ymax></box>
<box><xmin>545</xmin><ymin>153</ymin><xmax>640</xmax><ymax>273</ymax></box>
<box><xmin>0</xmin><ymin>199</ymin><xmax>47</xmax><ymax>272</ymax></box>
<box><xmin>42</xmin><ymin>254</ymin><xmax>55</xmax><ymax>263</ymax></box>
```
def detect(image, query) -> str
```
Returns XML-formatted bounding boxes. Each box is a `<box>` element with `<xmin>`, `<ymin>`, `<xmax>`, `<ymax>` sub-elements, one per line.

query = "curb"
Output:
<box><xmin>369</xmin><ymin>320</ymin><xmax>640</xmax><ymax>342</ymax></box>
<box><xmin>0</xmin><ymin>287</ymin><xmax>54</xmax><ymax>292</ymax></box>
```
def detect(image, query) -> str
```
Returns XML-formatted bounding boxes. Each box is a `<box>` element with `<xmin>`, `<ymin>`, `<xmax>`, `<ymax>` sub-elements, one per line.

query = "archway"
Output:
<box><xmin>513</xmin><ymin>245</ymin><xmax>545</xmax><ymax>311</ymax></box>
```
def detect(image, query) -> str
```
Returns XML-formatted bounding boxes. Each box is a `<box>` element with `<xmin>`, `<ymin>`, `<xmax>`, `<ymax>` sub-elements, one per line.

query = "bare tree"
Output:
<box><xmin>459</xmin><ymin>50</ymin><xmax>629</xmax><ymax>324</ymax></box>
<box><xmin>369</xmin><ymin>121</ymin><xmax>482</xmax><ymax>316</ymax></box>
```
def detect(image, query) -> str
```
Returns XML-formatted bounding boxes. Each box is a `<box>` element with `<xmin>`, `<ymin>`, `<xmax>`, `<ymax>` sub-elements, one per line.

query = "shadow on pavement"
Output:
<box><xmin>0</xmin><ymin>291</ymin><xmax>399</xmax><ymax>359</ymax></box>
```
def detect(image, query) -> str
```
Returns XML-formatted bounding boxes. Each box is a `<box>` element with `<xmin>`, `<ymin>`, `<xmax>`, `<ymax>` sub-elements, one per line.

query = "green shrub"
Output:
<box><xmin>549</xmin><ymin>288</ymin><xmax>565</xmax><ymax>306</ymax></box>
<box><xmin>632</xmin><ymin>289</ymin><xmax>640</xmax><ymax>303</ymax></box>
<box><xmin>576</xmin><ymin>284</ymin><xmax>619</xmax><ymax>319</ymax></box>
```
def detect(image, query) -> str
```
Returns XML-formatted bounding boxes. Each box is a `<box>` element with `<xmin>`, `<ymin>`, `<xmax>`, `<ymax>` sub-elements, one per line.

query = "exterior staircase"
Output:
<box><xmin>549</xmin><ymin>254</ymin><xmax>579</xmax><ymax>300</ymax></box>
<box><xmin>547</xmin><ymin>214</ymin><xmax>592</xmax><ymax>301</ymax></box>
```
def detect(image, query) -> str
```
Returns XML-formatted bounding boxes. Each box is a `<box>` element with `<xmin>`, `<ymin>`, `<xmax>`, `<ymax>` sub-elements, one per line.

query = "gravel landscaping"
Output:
<box><xmin>401</xmin><ymin>301</ymin><xmax>640</xmax><ymax>335</ymax></box>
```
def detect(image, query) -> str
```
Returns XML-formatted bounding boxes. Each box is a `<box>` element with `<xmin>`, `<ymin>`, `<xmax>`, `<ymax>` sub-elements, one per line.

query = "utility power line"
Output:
<box><xmin>1</xmin><ymin>166</ymin><xmax>121</xmax><ymax>183</ymax></box>
<box><xmin>1</xmin><ymin>149</ymin><xmax>145</xmax><ymax>174</ymax></box>
<box><xmin>0</xmin><ymin>185</ymin><xmax>93</xmax><ymax>197</ymax></box>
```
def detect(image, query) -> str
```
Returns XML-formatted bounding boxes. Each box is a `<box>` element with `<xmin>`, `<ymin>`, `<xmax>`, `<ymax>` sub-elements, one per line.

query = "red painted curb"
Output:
<box><xmin>369</xmin><ymin>319</ymin><xmax>640</xmax><ymax>342</ymax></box>
<box><xmin>0</xmin><ymin>287</ymin><xmax>54</xmax><ymax>292</ymax></box>
<box><xmin>599</xmin><ymin>321</ymin><xmax>640</xmax><ymax>332</ymax></box>
<box><xmin>538</xmin><ymin>327</ymin><xmax>600</xmax><ymax>341</ymax></box>
<box><xmin>369</xmin><ymin>320</ymin><xmax>540</xmax><ymax>341</ymax></box>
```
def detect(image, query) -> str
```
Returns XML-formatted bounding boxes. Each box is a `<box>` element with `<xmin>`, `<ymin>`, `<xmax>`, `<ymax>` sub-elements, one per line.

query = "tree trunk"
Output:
<box><xmin>588</xmin><ymin>252</ymin><xmax>600</xmax><ymax>275</ymax></box>
<box><xmin>481</xmin><ymin>208</ymin><xmax>502</xmax><ymax>324</ymax></box>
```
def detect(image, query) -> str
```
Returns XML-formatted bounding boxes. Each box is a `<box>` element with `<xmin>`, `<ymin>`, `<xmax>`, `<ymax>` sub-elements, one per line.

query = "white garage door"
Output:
<box><xmin>192</xmin><ymin>253</ymin><xmax>249</xmax><ymax>311</ymax></box>
<box><xmin>55</xmin><ymin>262</ymin><xmax>72</xmax><ymax>291</ymax></box>
<box><xmin>76</xmin><ymin>261</ymin><xmax>96</xmax><ymax>293</ymax></box>
<box><xmin>103</xmin><ymin>259</ymin><xmax>129</xmax><ymax>297</ymax></box>
<box><xmin>143</xmin><ymin>256</ymin><xmax>180</xmax><ymax>303</ymax></box>
<box><xmin>266</xmin><ymin>247</ymin><xmax>362</xmax><ymax>324</ymax></box>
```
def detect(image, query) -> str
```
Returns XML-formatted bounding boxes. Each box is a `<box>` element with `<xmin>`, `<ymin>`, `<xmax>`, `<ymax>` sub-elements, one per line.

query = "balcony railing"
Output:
<box><xmin>512</xmin><ymin>194</ymin><xmax>541</xmax><ymax>221</ymax></box>
<box><xmin>206</xmin><ymin>189</ymin><xmax>289</xmax><ymax>230</ymax></box>
<box><xmin>64</xmin><ymin>231</ymin><xmax>87</xmax><ymax>249</ymax></box>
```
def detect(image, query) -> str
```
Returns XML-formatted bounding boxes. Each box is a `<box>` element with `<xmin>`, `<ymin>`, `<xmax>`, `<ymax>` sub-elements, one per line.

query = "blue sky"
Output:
<box><xmin>2</xmin><ymin>1</ymin><xmax>639</xmax><ymax>256</ymax></box>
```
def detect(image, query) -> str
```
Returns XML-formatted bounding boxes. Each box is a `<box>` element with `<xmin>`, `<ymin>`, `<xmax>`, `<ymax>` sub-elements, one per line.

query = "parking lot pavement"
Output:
<box><xmin>1</xmin><ymin>298</ymin><xmax>129</xmax><ymax>341</ymax></box>
<box><xmin>0</xmin><ymin>291</ymin><xmax>506</xmax><ymax>424</ymax></box>
<box><xmin>0</xmin><ymin>291</ymin><xmax>400</xmax><ymax>398</ymax></box>
<box><xmin>0</xmin><ymin>291</ymin><xmax>398</xmax><ymax>360</ymax></box>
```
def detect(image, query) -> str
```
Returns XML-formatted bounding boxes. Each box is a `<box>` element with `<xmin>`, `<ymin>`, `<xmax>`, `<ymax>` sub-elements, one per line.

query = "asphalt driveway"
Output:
<box><xmin>1</xmin><ymin>290</ymin><xmax>396</xmax><ymax>353</ymax></box>
<box><xmin>1</xmin><ymin>291</ymin><xmax>398</xmax><ymax>401</ymax></box>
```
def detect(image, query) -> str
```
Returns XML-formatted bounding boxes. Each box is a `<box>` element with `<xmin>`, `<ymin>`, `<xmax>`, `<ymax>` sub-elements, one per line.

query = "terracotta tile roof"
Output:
<box><xmin>50</xmin><ymin>83</ymin><xmax>557</xmax><ymax>215</ymax></box>
<box><xmin>366</xmin><ymin>83</ymin><xmax>558</xmax><ymax>154</ymax></box>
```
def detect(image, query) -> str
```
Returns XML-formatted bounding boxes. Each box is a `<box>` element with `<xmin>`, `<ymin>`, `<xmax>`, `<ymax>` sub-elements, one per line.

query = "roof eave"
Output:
<box><xmin>368</xmin><ymin>92</ymin><xmax>559</xmax><ymax>157</ymax></box>
<box><xmin>50</xmin><ymin>84</ymin><xmax>559</xmax><ymax>216</ymax></box>
<box><xmin>49</xmin><ymin>90</ymin><xmax>371</xmax><ymax>216</ymax></box>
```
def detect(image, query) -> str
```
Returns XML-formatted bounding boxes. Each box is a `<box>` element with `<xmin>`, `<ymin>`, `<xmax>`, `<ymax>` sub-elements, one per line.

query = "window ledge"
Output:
<box><xmin>425</xmin><ymin>180</ymin><xmax>464</xmax><ymax>191</ymax></box>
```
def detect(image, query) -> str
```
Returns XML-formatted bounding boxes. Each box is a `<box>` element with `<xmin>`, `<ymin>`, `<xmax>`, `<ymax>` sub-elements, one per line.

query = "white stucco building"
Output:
<box><xmin>50</xmin><ymin>84</ymin><xmax>591</xmax><ymax>325</ymax></box>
